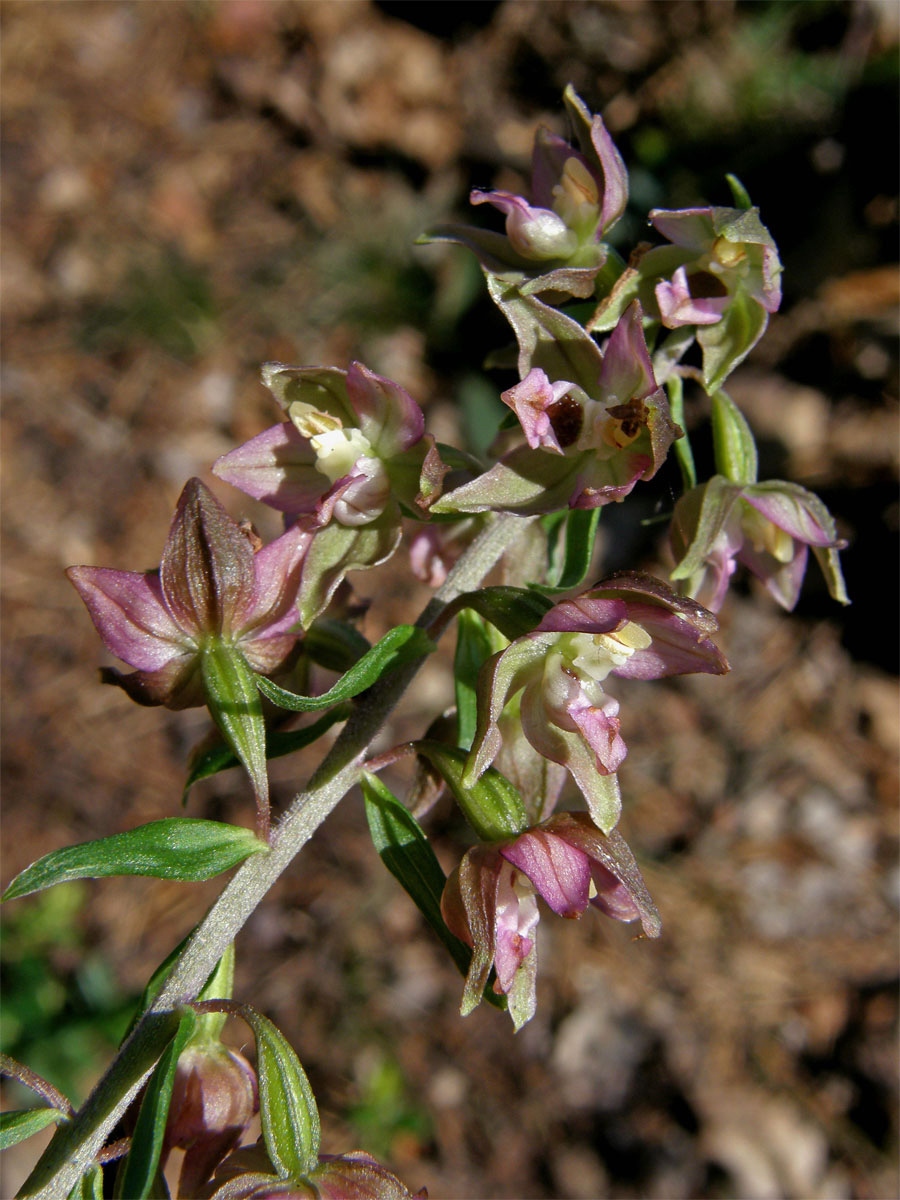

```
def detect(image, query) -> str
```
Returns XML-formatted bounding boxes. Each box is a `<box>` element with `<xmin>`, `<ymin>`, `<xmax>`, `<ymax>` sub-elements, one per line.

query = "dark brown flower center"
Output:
<box><xmin>546</xmin><ymin>394</ymin><xmax>584</xmax><ymax>448</ymax></box>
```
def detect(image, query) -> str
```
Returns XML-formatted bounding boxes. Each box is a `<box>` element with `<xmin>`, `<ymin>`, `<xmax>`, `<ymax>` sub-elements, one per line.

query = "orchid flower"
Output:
<box><xmin>464</xmin><ymin>573</ymin><xmax>729</xmax><ymax>832</ymax></box>
<box><xmin>432</xmin><ymin>303</ymin><xmax>678</xmax><ymax>516</ymax></box>
<box><xmin>67</xmin><ymin>479</ymin><xmax>310</xmax><ymax>835</ymax></box>
<box><xmin>638</xmin><ymin>203</ymin><xmax>783</xmax><ymax>391</ymax></box>
<box><xmin>441</xmin><ymin>812</ymin><xmax>660</xmax><ymax>1029</ymax></box>
<box><xmin>199</xmin><ymin>1139</ymin><xmax>427</xmax><ymax>1199</ymax></box>
<box><xmin>421</xmin><ymin>85</ymin><xmax>628</xmax><ymax>299</ymax></box>
<box><xmin>670</xmin><ymin>475</ymin><xmax>849</xmax><ymax>612</ymax></box>
<box><xmin>213</xmin><ymin>361</ymin><xmax>446</xmax><ymax>625</ymax></box>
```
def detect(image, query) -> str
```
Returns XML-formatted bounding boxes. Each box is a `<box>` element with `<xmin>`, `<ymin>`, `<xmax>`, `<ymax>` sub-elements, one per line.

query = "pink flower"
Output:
<box><xmin>67</xmin><ymin>479</ymin><xmax>310</xmax><ymax>709</ymax></box>
<box><xmin>670</xmin><ymin>477</ymin><xmax>849</xmax><ymax>612</ymax></box>
<box><xmin>441</xmin><ymin>813</ymin><xmax>660</xmax><ymax>1028</ymax></box>
<box><xmin>433</xmin><ymin>303</ymin><xmax>679</xmax><ymax>516</ymax></box>
<box><xmin>465</xmin><ymin>572</ymin><xmax>728</xmax><ymax>832</ymax></box>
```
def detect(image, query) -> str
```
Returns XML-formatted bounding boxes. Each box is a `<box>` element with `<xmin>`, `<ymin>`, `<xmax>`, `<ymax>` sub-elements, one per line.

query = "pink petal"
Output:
<box><xmin>649</xmin><ymin>206</ymin><xmax>716</xmax><ymax>251</ymax></box>
<box><xmin>655</xmin><ymin>267</ymin><xmax>727</xmax><ymax>328</ymax></box>
<box><xmin>597</xmin><ymin>302</ymin><xmax>658</xmax><ymax>406</ymax></box>
<box><xmin>470</xmin><ymin>189</ymin><xmax>578</xmax><ymax>259</ymax></box>
<box><xmin>345</xmin><ymin>361</ymin><xmax>424</xmax><ymax>456</ymax></box>
<box><xmin>501</xmin><ymin>368</ymin><xmax>579</xmax><ymax>453</ymax></box>
<box><xmin>501</xmin><ymin>830</ymin><xmax>591</xmax><ymax>917</ymax></box>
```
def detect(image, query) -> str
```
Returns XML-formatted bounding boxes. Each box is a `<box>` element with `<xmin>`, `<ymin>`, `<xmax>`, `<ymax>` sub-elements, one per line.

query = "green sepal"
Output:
<box><xmin>0</xmin><ymin>1106</ymin><xmax>68</xmax><ymax>1150</ymax></box>
<box><xmin>711</xmin><ymin>389</ymin><xmax>758</xmax><ymax>485</ymax></box>
<box><xmin>256</xmin><ymin>626</ymin><xmax>434</xmax><ymax>712</ymax></box>
<box><xmin>2</xmin><ymin>819</ymin><xmax>268</xmax><ymax>901</ymax></box>
<box><xmin>445</xmin><ymin>586</ymin><xmax>552</xmax><ymax>641</ymax></box>
<box><xmin>669</xmin><ymin>475</ymin><xmax>742</xmax><ymax>585</ymax></box>
<box><xmin>361</xmin><ymin>772</ymin><xmax>505</xmax><ymax>1009</ymax></box>
<box><xmin>201</xmin><ymin>643</ymin><xmax>269</xmax><ymax>810</ymax></box>
<box><xmin>113</xmin><ymin>1007</ymin><xmax>197</xmax><ymax>1200</ymax></box>
<box><xmin>412</xmin><ymin>741</ymin><xmax>528</xmax><ymax>842</ymax></box>
<box><xmin>539</xmin><ymin>507</ymin><xmax>600</xmax><ymax>593</ymax></box>
<box><xmin>240</xmin><ymin>1008</ymin><xmax>320</xmax><ymax>1179</ymax></box>
<box><xmin>698</xmin><ymin>287</ymin><xmax>769</xmax><ymax>393</ymax></box>
<box><xmin>454</xmin><ymin>611</ymin><xmax>498</xmax><ymax>752</ymax></box>
<box><xmin>666</xmin><ymin>373</ymin><xmax>697</xmax><ymax>492</ymax></box>
<box><xmin>297</xmin><ymin>516</ymin><xmax>401</xmax><ymax>630</ymax></box>
<box><xmin>183</xmin><ymin>707</ymin><xmax>351</xmax><ymax>798</ymax></box>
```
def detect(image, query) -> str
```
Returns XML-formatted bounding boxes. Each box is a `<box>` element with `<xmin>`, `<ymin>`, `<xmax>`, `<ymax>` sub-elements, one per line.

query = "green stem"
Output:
<box><xmin>20</xmin><ymin>511</ymin><xmax>531</xmax><ymax>1200</ymax></box>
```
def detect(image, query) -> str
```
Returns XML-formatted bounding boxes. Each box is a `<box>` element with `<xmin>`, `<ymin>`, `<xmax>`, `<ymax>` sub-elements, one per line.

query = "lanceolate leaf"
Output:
<box><xmin>68</xmin><ymin>1163</ymin><xmax>105</xmax><ymax>1200</ymax></box>
<box><xmin>445</xmin><ymin>586</ymin><xmax>552</xmax><ymax>641</ymax></box>
<box><xmin>361</xmin><ymin>773</ymin><xmax>505</xmax><ymax>1009</ymax></box>
<box><xmin>0</xmin><ymin>1107</ymin><xmax>68</xmax><ymax>1150</ymax></box>
<box><xmin>183</xmin><ymin>706</ymin><xmax>352</xmax><ymax>796</ymax></box>
<box><xmin>454</xmin><ymin>611</ymin><xmax>497</xmax><ymax>752</ymax></box>
<box><xmin>113</xmin><ymin>1007</ymin><xmax>197</xmax><ymax>1200</ymax></box>
<box><xmin>201</xmin><ymin>643</ymin><xmax>269</xmax><ymax>812</ymax></box>
<box><xmin>256</xmin><ymin>626</ymin><xmax>434</xmax><ymax>712</ymax></box>
<box><xmin>303</xmin><ymin>619</ymin><xmax>371</xmax><ymax>672</ymax></box>
<box><xmin>541</xmin><ymin>507</ymin><xmax>601</xmax><ymax>593</ymax></box>
<box><xmin>711</xmin><ymin>389</ymin><xmax>758</xmax><ymax>485</ymax></box>
<box><xmin>241</xmin><ymin>1008</ymin><xmax>320</xmax><ymax>1179</ymax></box>
<box><xmin>2</xmin><ymin>820</ymin><xmax>268</xmax><ymax>901</ymax></box>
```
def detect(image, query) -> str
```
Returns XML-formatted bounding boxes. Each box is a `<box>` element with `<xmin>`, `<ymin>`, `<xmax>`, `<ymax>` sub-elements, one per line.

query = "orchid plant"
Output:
<box><xmin>2</xmin><ymin>87</ymin><xmax>848</xmax><ymax>1200</ymax></box>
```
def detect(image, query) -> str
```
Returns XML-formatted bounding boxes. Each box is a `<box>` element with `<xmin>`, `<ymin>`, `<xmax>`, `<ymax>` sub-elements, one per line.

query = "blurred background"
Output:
<box><xmin>1</xmin><ymin>2</ymin><xmax>897</xmax><ymax>1197</ymax></box>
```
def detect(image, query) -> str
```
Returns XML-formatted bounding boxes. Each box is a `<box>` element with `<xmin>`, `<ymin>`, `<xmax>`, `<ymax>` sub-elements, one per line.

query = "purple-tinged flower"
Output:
<box><xmin>67</xmin><ymin>479</ymin><xmax>310</xmax><ymax>834</ymax></box>
<box><xmin>638</xmin><ymin>204</ymin><xmax>783</xmax><ymax>391</ymax></box>
<box><xmin>213</xmin><ymin>361</ymin><xmax>446</xmax><ymax>625</ymax></box>
<box><xmin>67</xmin><ymin>479</ymin><xmax>310</xmax><ymax>709</ymax></box>
<box><xmin>199</xmin><ymin>1139</ymin><xmax>427</xmax><ymax>1199</ymax></box>
<box><xmin>213</xmin><ymin>361</ymin><xmax>443</xmax><ymax>529</ymax></box>
<box><xmin>670</xmin><ymin>476</ymin><xmax>849</xmax><ymax>612</ymax></box>
<box><xmin>465</xmin><ymin>572</ymin><xmax>728</xmax><ymax>832</ymax></box>
<box><xmin>421</xmin><ymin>86</ymin><xmax>628</xmax><ymax>300</ymax></box>
<box><xmin>441</xmin><ymin>813</ymin><xmax>660</xmax><ymax>1028</ymax></box>
<box><xmin>165</xmin><ymin>1043</ymin><xmax>259</xmax><ymax>1198</ymax></box>
<box><xmin>433</xmin><ymin>303</ymin><xmax>678</xmax><ymax>516</ymax></box>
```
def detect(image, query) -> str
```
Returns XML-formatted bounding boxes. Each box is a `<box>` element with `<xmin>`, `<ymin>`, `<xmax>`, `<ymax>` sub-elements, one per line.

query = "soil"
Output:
<box><xmin>2</xmin><ymin>3</ymin><xmax>897</xmax><ymax>1198</ymax></box>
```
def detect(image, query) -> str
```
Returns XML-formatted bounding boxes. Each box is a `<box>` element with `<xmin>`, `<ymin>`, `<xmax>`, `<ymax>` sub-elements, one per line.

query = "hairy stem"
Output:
<box><xmin>21</xmin><ymin>511</ymin><xmax>531</xmax><ymax>1200</ymax></box>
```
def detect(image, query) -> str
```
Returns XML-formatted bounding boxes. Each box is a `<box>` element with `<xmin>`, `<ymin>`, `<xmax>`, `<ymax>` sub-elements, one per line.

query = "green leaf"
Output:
<box><xmin>454</xmin><ymin>612</ymin><xmax>496</xmax><ymax>752</ymax></box>
<box><xmin>113</xmin><ymin>1007</ymin><xmax>197</xmax><ymax>1200</ymax></box>
<box><xmin>413</xmin><ymin>741</ymin><xmax>528</xmax><ymax>843</ymax></box>
<box><xmin>446</xmin><ymin>586</ymin><xmax>552</xmax><ymax>641</ymax></box>
<box><xmin>541</xmin><ymin>508</ymin><xmax>600</xmax><ymax>593</ymax></box>
<box><xmin>303</xmin><ymin>619</ymin><xmax>371</xmax><ymax>672</ymax></box>
<box><xmin>68</xmin><ymin>1163</ymin><xmax>105</xmax><ymax>1200</ymax></box>
<box><xmin>0</xmin><ymin>1106</ymin><xmax>68</xmax><ymax>1150</ymax></box>
<box><xmin>725</xmin><ymin>173</ymin><xmax>752</xmax><ymax>210</ymax></box>
<box><xmin>2</xmin><ymin>819</ymin><xmax>268</xmax><ymax>901</ymax></box>
<box><xmin>241</xmin><ymin>1009</ymin><xmax>319</xmax><ymax>1179</ymax></box>
<box><xmin>666</xmin><ymin>374</ymin><xmax>697</xmax><ymax>492</ymax></box>
<box><xmin>183</xmin><ymin>707</ymin><xmax>351</xmax><ymax>796</ymax></box>
<box><xmin>201</xmin><ymin>643</ymin><xmax>269</xmax><ymax>810</ymax></box>
<box><xmin>361</xmin><ymin>773</ymin><xmax>505</xmax><ymax>1010</ymax></box>
<box><xmin>256</xmin><ymin>626</ymin><xmax>434</xmax><ymax>713</ymax></box>
<box><xmin>711</xmin><ymin>389</ymin><xmax>758</xmax><ymax>485</ymax></box>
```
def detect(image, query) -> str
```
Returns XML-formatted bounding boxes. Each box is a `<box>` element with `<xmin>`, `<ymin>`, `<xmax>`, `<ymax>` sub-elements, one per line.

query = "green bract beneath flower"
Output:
<box><xmin>465</xmin><ymin>572</ymin><xmax>728</xmax><ymax>832</ymax></box>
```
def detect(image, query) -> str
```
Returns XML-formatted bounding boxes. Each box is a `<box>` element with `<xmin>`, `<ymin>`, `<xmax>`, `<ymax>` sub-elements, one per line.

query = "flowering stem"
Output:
<box><xmin>20</xmin><ymin>511</ymin><xmax>532</xmax><ymax>1200</ymax></box>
